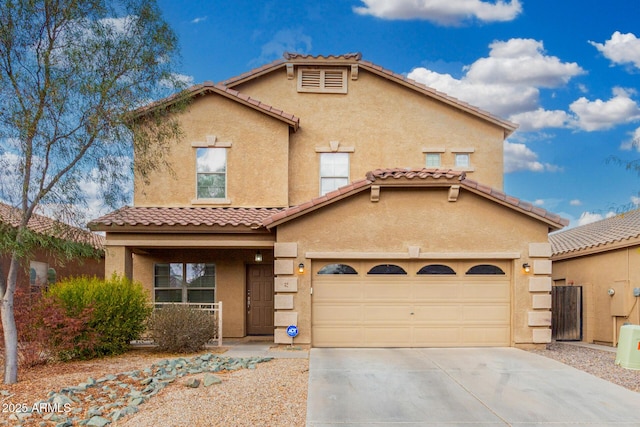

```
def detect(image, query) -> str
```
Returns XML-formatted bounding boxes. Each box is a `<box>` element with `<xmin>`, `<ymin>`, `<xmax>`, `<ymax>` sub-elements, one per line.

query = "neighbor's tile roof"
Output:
<box><xmin>550</xmin><ymin>209</ymin><xmax>640</xmax><ymax>257</ymax></box>
<box><xmin>0</xmin><ymin>202</ymin><xmax>104</xmax><ymax>250</ymax></box>
<box><xmin>222</xmin><ymin>52</ymin><xmax>517</xmax><ymax>137</ymax></box>
<box><xmin>88</xmin><ymin>206</ymin><xmax>285</xmax><ymax>230</ymax></box>
<box><xmin>130</xmin><ymin>81</ymin><xmax>299</xmax><ymax>131</ymax></box>
<box><xmin>263</xmin><ymin>168</ymin><xmax>568</xmax><ymax>229</ymax></box>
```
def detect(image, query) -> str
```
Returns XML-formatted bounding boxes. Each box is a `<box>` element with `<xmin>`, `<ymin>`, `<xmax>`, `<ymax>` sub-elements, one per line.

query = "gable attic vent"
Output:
<box><xmin>298</xmin><ymin>68</ymin><xmax>347</xmax><ymax>94</ymax></box>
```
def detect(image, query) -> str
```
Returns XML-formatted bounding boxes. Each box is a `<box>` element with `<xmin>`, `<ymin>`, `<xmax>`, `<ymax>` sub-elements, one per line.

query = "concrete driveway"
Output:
<box><xmin>307</xmin><ymin>347</ymin><xmax>640</xmax><ymax>426</ymax></box>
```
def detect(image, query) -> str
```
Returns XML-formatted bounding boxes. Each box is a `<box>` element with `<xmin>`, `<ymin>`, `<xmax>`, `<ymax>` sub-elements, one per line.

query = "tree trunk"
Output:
<box><xmin>2</xmin><ymin>255</ymin><xmax>20</xmax><ymax>384</ymax></box>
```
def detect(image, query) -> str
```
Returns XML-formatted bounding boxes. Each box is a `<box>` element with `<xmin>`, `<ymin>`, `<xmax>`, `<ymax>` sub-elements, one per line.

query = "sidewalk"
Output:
<box><xmin>218</xmin><ymin>336</ymin><xmax>309</xmax><ymax>359</ymax></box>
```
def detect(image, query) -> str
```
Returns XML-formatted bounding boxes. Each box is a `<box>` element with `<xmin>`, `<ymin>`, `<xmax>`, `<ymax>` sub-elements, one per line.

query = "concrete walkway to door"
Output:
<box><xmin>307</xmin><ymin>347</ymin><xmax>640</xmax><ymax>426</ymax></box>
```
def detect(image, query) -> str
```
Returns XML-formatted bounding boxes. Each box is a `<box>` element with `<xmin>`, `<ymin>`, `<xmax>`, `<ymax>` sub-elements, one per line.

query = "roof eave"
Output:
<box><xmin>551</xmin><ymin>234</ymin><xmax>640</xmax><ymax>260</ymax></box>
<box><xmin>128</xmin><ymin>81</ymin><xmax>299</xmax><ymax>131</ymax></box>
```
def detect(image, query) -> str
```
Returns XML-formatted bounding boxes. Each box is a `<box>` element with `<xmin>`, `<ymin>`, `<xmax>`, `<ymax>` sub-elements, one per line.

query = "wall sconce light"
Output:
<box><xmin>298</xmin><ymin>263</ymin><xmax>305</xmax><ymax>274</ymax></box>
<box><xmin>254</xmin><ymin>251</ymin><xmax>263</xmax><ymax>263</ymax></box>
<box><xmin>522</xmin><ymin>263</ymin><xmax>531</xmax><ymax>274</ymax></box>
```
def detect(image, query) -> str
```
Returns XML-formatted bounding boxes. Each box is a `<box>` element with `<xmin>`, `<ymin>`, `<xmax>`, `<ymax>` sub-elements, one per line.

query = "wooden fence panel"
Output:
<box><xmin>552</xmin><ymin>286</ymin><xmax>582</xmax><ymax>341</ymax></box>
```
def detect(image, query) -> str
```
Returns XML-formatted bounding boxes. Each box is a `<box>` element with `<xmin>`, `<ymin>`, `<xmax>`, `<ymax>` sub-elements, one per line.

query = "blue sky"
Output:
<box><xmin>155</xmin><ymin>0</ymin><xmax>640</xmax><ymax>228</ymax></box>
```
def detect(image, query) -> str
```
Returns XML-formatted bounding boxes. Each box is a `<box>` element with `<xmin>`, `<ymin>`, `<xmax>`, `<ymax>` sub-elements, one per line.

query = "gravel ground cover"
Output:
<box><xmin>0</xmin><ymin>347</ymin><xmax>308</xmax><ymax>427</ymax></box>
<box><xmin>0</xmin><ymin>342</ymin><xmax>637</xmax><ymax>426</ymax></box>
<box><xmin>529</xmin><ymin>342</ymin><xmax>640</xmax><ymax>392</ymax></box>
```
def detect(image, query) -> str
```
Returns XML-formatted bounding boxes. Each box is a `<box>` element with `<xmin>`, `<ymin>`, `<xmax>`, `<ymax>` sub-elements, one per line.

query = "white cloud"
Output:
<box><xmin>569</xmin><ymin>87</ymin><xmax>640</xmax><ymax>131</ymax></box>
<box><xmin>620</xmin><ymin>127</ymin><xmax>640</xmax><ymax>151</ymax></box>
<box><xmin>191</xmin><ymin>16</ymin><xmax>207</xmax><ymax>24</ymax></box>
<box><xmin>569</xmin><ymin>199</ymin><xmax>582</xmax><ymax>206</ymax></box>
<box><xmin>503</xmin><ymin>141</ymin><xmax>560</xmax><ymax>173</ymax></box>
<box><xmin>576</xmin><ymin>211</ymin><xmax>616</xmax><ymax>226</ymax></box>
<box><xmin>632</xmin><ymin>195</ymin><xmax>640</xmax><ymax>206</ymax></box>
<box><xmin>408</xmin><ymin>65</ymin><xmax>539</xmax><ymax>117</ymax></box>
<box><xmin>509</xmin><ymin>108</ymin><xmax>570</xmax><ymax>131</ymax></box>
<box><xmin>253</xmin><ymin>28</ymin><xmax>312</xmax><ymax>65</ymax></box>
<box><xmin>408</xmin><ymin>38</ymin><xmax>584</xmax><ymax>118</ymax></box>
<box><xmin>159</xmin><ymin>73</ymin><xmax>194</xmax><ymax>90</ymax></box>
<box><xmin>533</xmin><ymin>199</ymin><xmax>545</xmax><ymax>206</ymax></box>
<box><xmin>465</xmin><ymin>39</ymin><xmax>584</xmax><ymax>87</ymax></box>
<box><xmin>589</xmin><ymin>31</ymin><xmax>640</xmax><ymax>70</ymax></box>
<box><xmin>353</xmin><ymin>0</ymin><xmax>522</xmax><ymax>25</ymax></box>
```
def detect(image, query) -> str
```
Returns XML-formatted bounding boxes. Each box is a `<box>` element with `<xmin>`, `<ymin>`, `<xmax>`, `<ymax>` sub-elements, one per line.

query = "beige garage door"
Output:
<box><xmin>312</xmin><ymin>260</ymin><xmax>511</xmax><ymax>347</ymax></box>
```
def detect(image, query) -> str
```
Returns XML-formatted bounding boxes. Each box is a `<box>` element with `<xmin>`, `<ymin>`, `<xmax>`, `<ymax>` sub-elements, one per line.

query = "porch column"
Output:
<box><xmin>104</xmin><ymin>245</ymin><xmax>133</xmax><ymax>280</ymax></box>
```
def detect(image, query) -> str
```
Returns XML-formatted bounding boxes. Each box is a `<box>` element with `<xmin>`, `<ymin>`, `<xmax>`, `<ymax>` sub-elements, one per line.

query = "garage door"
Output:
<box><xmin>312</xmin><ymin>260</ymin><xmax>511</xmax><ymax>347</ymax></box>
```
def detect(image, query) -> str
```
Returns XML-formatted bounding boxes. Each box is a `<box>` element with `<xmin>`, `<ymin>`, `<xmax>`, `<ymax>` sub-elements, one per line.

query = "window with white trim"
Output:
<box><xmin>320</xmin><ymin>152</ymin><xmax>349</xmax><ymax>195</ymax></box>
<box><xmin>455</xmin><ymin>153</ymin><xmax>470</xmax><ymax>168</ymax></box>
<box><xmin>154</xmin><ymin>263</ymin><xmax>216</xmax><ymax>303</ymax></box>
<box><xmin>426</xmin><ymin>153</ymin><xmax>441</xmax><ymax>167</ymax></box>
<box><xmin>196</xmin><ymin>148</ymin><xmax>226</xmax><ymax>199</ymax></box>
<box><xmin>298</xmin><ymin>68</ymin><xmax>347</xmax><ymax>93</ymax></box>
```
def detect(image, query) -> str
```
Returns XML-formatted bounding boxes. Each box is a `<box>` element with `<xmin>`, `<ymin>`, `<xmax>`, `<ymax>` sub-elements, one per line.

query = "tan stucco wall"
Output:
<box><xmin>273</xmin><ymin>186</ymin><xmax>551</xmax><ymax>347</ymax></box>
<box><xmin>552</xmin><ymin>246</ymin><xmax>640</xmax><ymax>345</ymax></box>
<box><xmin>233</xmin><ymin>68</ymin><xmax>506</xmax><ymax>205</ymax></box>
<box><xmin>134</xmin><ymin>94</ymin><xmax>291</xmax><ymax>207</ymax></box>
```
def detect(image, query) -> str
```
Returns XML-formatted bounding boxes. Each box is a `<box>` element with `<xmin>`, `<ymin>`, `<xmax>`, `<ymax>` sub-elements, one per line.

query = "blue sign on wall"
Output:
<box><xmin>286</xmin><ymin>325</ymin><xmax>299</xmax><ymax>337</ymax></box>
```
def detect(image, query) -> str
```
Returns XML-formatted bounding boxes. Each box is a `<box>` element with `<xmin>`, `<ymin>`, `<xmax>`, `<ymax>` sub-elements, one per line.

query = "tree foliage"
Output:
<box><xmin>0</xmin><ymin>0</ymin><xmax>186</xmax><ymax>383</ymax></box>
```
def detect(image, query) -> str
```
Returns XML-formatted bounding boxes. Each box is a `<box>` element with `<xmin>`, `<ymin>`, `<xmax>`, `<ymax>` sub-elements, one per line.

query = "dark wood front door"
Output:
<box><xmin>247</xmin><ymin>264</ymin><xmax>274</xmax><ymax>335</ymax></box>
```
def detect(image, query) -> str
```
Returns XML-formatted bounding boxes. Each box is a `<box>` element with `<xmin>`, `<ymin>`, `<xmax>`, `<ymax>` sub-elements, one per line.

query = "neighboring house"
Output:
<box><xmin>550</xmin><ymin>209</ymin><xmax>640</xmax><ymax>346</ymax></box>
<box><xmin>89</xmin><ymin>52</ymin><xmax>568</xmax><ymax>348</ymax></box>
<box><xmin>0</xmin><ymin>202</ymin><xmax>105</xmax><ymax>292</ymax></box>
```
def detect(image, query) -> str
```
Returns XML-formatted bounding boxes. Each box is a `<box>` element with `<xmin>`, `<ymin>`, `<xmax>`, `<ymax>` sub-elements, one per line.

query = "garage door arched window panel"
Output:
<box><xmin>417</xmin><ymin>264</ymin><xmax>456</xmax><ymax>275</ymax></box>
<box><xmin>317</xmin><ymin>263</ymin><xmax>358</xmax><ymax>275</ymax></box>
<box><xmin>367</xmin><ymin>264</ymin><xmax>407</xmax><ymax>275</ymax></box>
<box><xmin>465</xmin><ymin>264</ymin><xmax>506</xmax><ymax>275</ymax></box>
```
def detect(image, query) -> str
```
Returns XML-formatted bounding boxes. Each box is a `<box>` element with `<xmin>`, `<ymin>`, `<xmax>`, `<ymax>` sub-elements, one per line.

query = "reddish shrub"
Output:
<box><xmin>1</xmin><ymin>286</ymin><xmax>96</xmax><ymax>366</ymax></box>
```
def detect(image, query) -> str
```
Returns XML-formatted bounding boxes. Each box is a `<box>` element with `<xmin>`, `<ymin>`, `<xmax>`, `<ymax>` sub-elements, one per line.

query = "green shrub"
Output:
<box><xmin>46</xmin><ymin>274</ymin><xmax>152</xmax><ymax>358</ymax></box>
<box><xmin>148</xmin><ymin>304</ymin><xmax>217</xmax><ymax>353</ymax></box>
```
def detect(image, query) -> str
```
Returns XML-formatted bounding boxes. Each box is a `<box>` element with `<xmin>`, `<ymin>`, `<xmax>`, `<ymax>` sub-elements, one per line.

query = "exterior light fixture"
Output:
<box><xmin>254</xmin><ymin>251</ymin><xmax>263</xmax><ymax>262</ymax></box>
<box><xmin>522</xmin><ymin>263</ymin><xmax>531</xmax><ymax>274</ymax></box>
<box><xmin>298</xmin><ymin>263</ymin><xmax>305</xmax><ymax>274</ymax></box>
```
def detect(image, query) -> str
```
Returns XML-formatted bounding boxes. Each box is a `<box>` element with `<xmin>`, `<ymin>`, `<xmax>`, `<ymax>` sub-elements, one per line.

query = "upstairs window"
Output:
<box><xmin>196</xmin><ymin>148</ymin><xmax>226</xmax><ymax>199</ymax></box>
<box><xmin>298</xmin><ymin>68</ymin><xmax>348</xmax><ymax>94</ymax></box>
<box><xmin>426</xmin><ymin>153</ymin><xmax>441</xmax><ymax>168</ymax></box>
<box><xmin>320</xmin><ymin>152</ymin><xmax>349</xmax><ymax>195</ymax></box>
<box><xmin>455</xmin><ymin>153</ymin><xmax>470</xmax><ymax>168</ymax></box>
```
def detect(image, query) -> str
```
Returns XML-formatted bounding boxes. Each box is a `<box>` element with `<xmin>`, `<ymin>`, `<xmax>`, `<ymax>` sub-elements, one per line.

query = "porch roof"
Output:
<box><xmin>88</xmin><ymin>206</ymin><xmax>284</xmax><ymax>231</ymax></box>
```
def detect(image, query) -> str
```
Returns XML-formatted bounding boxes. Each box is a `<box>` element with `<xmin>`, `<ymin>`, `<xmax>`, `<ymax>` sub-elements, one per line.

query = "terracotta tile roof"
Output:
<box><xmin>366</xmin><ymin>168</ymin><xmax>465</xmax><ymax>181</ymax></box>
<box><xmin>550</xmin><ymin>209</ymin><xmax>640</xmax><ymax>257</ymax></box>
<box><xmin>130</xmin><ymin>81</ymin><xmax>299</xmax><ymax>131</ymax></box>
<box><xmin>0</xmin><ymin>202</ymin><xmax>104</xmax><ymax>250</ymax></box>
<box><xmin>221</xmin><ymin>52</ymin><xmax>517</xmax><ymax>137</ymax></box>
<box><xmin>88</xmin><ymin>206</ymin><xmax>285</xmax><ymax>230</ymax></box>
<box><xmin>263</xmin><ymin>168</ymin><xmax>568</xmax><ymax>230</ymax></box>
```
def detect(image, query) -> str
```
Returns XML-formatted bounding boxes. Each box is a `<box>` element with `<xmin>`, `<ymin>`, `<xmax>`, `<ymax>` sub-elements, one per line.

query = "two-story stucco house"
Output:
<box><xmin>89</xmin><ymin>53</ymin><xmax>567</xmax><ymax>348</ymax></box>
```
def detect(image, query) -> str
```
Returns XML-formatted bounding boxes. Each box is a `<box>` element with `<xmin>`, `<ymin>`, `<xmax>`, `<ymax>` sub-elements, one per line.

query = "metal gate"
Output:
<box><xmin>552</xmin><ymin>286</ymin><xmax>582</xmax><ymax>341</ymax></box>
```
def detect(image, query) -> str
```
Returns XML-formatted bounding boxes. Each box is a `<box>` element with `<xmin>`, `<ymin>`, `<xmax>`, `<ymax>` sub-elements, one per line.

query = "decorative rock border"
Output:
<box><xmin>5</xmin><ymin>353</ymin><xmax>273</xmax><ymax>426</ymax></box>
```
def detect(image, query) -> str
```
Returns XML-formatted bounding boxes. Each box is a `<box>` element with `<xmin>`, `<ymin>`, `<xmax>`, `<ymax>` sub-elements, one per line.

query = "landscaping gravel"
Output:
<box><xmin>529</xmin><ymin>342</ymin><xmax>640</xmax><ymax>392</ymax></box>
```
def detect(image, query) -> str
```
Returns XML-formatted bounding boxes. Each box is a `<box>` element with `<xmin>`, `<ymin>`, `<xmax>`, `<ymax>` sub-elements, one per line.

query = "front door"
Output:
<box><xmin>247</xmin><ymin>264</ymin><xmax>274</xmax><ymax>335</ymax></box>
